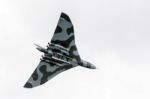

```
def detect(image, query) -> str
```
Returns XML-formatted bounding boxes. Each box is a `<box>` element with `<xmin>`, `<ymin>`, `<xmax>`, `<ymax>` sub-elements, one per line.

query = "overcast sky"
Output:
<box><xmin>0</xmin><ymin>0</ymin><xmax>150</xmax><ymax>99</ymax></box>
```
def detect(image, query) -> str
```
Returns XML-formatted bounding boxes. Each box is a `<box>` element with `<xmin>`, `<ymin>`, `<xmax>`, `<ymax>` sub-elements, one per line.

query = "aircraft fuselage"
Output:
<box><xmin>35</xmin><ymin>44</ymin><xmax>73</xmax><ymax>64</ymax></box>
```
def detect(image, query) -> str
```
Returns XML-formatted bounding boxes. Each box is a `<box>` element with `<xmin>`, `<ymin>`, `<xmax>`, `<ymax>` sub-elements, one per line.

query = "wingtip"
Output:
<box><xmin>24</xmin><ymin>83</ymin><xmax>33</xmax><ymax>88</ymax></box>
<box><xmin>61</xmin><ymin>12</ymin><xmax>67</xmax><ymax>15</ymax></box>
<box><xmin>60</xmin><ymin>12</ymin><xmax>71</xmax><ymax>22</ymax></box>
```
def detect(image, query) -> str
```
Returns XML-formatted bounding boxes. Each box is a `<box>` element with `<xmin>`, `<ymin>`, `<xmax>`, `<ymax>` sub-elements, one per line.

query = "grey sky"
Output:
<box><xmin>0</xmin><ymin>0</ymin><xmax>150</xmax><ymax>99</ymax></box>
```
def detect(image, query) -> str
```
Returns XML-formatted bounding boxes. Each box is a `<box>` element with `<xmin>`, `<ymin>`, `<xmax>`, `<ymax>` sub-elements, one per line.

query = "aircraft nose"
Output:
<box><xmin>90</xmin><ymin>63</ymin><xmax>96</xmax><ymax>69</ymax></box>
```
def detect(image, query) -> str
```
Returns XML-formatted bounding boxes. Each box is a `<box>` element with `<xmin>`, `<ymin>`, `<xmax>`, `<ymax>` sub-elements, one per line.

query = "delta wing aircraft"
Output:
<box><xmin>24</xmin><ymin>12</ymin><xmax>96</xmax><ymax>88</ymax></box>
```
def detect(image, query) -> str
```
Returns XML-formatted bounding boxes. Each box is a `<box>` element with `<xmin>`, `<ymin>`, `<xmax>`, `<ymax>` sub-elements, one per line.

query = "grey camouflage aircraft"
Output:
<box><xmin>24</xmin><ymin>12</ymin><xmax>96</xmax><ymax>88</ymax></box>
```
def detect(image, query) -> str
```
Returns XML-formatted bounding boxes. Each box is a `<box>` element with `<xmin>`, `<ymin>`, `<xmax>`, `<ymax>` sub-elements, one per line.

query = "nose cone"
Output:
<box><xmin>90</xmin><ymin>63</ymin><xmax>96</xmax><ymax>69</ymax></box>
